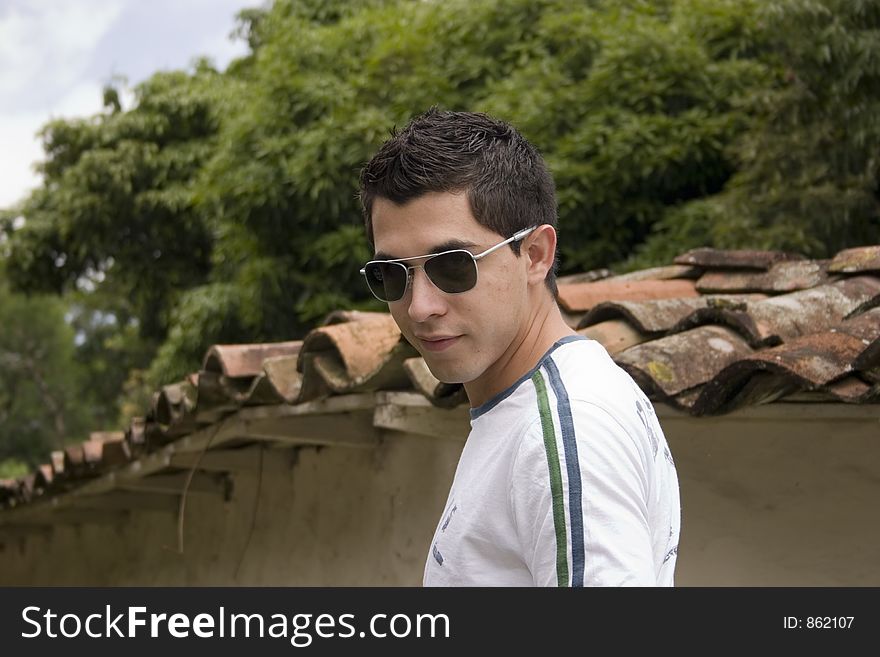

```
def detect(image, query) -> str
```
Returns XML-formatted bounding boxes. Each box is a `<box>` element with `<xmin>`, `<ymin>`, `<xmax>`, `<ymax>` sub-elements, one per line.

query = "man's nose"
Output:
<box><xmin>407</xmin><ymin>267</ymin><xmax>446</xmax><ymax>323</ymax></box>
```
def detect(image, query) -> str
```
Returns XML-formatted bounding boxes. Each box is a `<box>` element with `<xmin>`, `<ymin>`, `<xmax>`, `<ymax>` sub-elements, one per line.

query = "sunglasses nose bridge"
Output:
<box><xmin>384</xmin><ymin>261</ymin><xmax>425</xmax><ymax>301</ymax></box>
<box><xmin>405</xmin><ymin>263</ymin><xmax>449</xmax><ymax>322</ymax></box>
<box><xmin>406</xmin><ymin>262</ymin><xmax>439</xmax><ymax>296</ymax></box>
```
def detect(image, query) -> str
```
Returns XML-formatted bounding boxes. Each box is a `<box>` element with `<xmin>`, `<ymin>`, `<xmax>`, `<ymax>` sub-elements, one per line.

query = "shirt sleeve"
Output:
<box><xmin>509</xmin><ymin>400</ymin><xmax>657</xmax><ymax>586</ymax></box>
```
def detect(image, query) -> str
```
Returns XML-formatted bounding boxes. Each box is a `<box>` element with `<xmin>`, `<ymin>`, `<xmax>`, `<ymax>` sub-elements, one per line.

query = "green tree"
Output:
<box><xmin>726</xmin><ymin>0</ymin><xmax>880</xmax><ymax>253</ymax></box>
<box><xmin>2</xmin><ymin>62</ymin><xmax>224</xmax><ymax>342</ymax></box>
<box><xmin>0</xmin><ymin>274</ymin><xmax>91</xmax><ymax>467</ymax></box>
<box><xmin>65</xmin><ymin>287</ymin><xmax>157</xmax><ymax>430</ymax></box>
<box><xmin>478</xmin><ymin>0</ymin><xmax>772</xmax><ymax>269</ymax></box>
<box><xmin>632</xmin><ymin>0</ymin><xmax>880</xmax><ymax>264</ymax></box>
<box><xmin>1</xmin><ymin>60</ymin><xmax>236</xmax><ymax>395</ymax></box>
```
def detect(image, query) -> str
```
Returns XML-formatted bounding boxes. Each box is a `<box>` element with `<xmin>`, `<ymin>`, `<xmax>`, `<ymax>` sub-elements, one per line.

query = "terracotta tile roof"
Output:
<box><xmin>203</xmin><ymin>341</ymin><xmax>302</xmax><ymax>379</ymax></box>
<box><xmin>827</xmin><ymin>245</ymin><xmax>880</xmax><ymax>273</ymax></box>
<box><xmin>695</xmin><ymin>260</ymin><xmax>829</xmax><ymax>293</ymax></box>
<box><xmin>577</xmin><ymin>319</ymin><xmax>649</xmax><ymax>354</ymax></box>
<box><xmin>578</xmin><ymin>295</ymin><xmax>766</xmax><ymax>335</ymax></box>
<box><xmin>609</xmin><ymin>264</ymin><xmax>702</xmax><ymax>282</ymax></box>
<box><xmin>673</xmin><ymin>247</ymin><xmax>806</xmax><ymax>269</ymax></box>
<box><xmin>297</xmin><ymin>313</ymin><xmax>414</xmax><ymax>394</ymax></box>
<box><xmin>558</xmin><ymin>279</ymin><xmax>700</xmax><ymax>313</ymax></box>
<box><xmin>2</xmin><ymin>244</ymin><xmax>879</xmax><ymax>513</ymax></box>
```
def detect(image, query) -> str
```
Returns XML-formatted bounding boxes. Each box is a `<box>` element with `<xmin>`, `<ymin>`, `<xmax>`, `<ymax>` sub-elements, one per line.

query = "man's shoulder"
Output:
<box><xmin>549</xmin><ymin>338</ymin><xmax>662</xmax><ymax>443</ymax></box>
<box><xmin>551</xmin><ymin>338</ymin><xmax>641</xmax><ymax>400</ymax></box>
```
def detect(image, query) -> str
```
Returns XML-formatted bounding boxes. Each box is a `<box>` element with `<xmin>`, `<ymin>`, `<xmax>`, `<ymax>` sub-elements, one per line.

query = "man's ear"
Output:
<box><xmin>524</xmin><ymin>225</ymin><xmax>557</xmax><ymax>286</ymax></box>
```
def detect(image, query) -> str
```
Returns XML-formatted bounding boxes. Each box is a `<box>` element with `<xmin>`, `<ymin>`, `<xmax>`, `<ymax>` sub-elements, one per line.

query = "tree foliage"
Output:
<box><xmin>2</xmin><ymin>62</ymin><xmax>223</xmax><ymax>341</ymax></box>
<box><xmin>633</xmin><ymin>0</ymin><xmax>880</xmax><ymax>263</ymax></box>
<box><xmin>729</xmin><ymin>0</ymin><xmax>880</xmax><ymax>252</ymax></box>
<box><xmin>0</xmin><ymin>275</ymin><xmax>92</xmax><ymax>467</ymax></box>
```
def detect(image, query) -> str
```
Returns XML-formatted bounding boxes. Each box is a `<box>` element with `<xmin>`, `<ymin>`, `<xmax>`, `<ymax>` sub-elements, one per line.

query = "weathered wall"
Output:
<box><xmin>1</xmin><ymin>406</ymin><xmax>878</xmax><ymax>586</ymax></box>
<box><xmin>663</xmin><ymin>408</ymin><xmax>880</xmax><ymax>586</ymax></box>
<box><xmin>0</xmin><ymin>432</ymin><xmax>463</xmax><ymax>585</ymax></box>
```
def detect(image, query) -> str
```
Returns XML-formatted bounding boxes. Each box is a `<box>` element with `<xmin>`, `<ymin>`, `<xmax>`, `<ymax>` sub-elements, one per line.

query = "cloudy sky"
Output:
<box><xmin>0</xmin><ymin>0</ymin><xmax>253</xmax><ymax>208</ymax></box>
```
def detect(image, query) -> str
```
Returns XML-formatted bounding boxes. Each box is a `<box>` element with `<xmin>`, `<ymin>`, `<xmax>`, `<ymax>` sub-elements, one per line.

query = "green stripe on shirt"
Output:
<box><xmin>531</xmin><ymin>369</ymin><xmax>569</xmax><ymax>587</ymax></box>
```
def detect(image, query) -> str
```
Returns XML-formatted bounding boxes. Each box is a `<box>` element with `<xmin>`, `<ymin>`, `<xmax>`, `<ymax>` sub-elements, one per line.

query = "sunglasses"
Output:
<box><xmin>360</xmin><ymin>226</ymin><xmax>538</xmax><ymax>302</ymax></box>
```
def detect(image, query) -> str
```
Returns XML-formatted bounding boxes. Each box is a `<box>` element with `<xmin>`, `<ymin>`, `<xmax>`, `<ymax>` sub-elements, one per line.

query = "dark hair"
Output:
<box><xmin>359</xmin><ymin>108</ymin><xmax>558</xmax><ymax>296</ymax></box>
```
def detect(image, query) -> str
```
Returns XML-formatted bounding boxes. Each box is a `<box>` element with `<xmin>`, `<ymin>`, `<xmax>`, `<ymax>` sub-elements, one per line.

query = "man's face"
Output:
<box><xmin>370</xmin><ymin>191</ymin><xmax>530</xmax><ymax>387</ymax></box>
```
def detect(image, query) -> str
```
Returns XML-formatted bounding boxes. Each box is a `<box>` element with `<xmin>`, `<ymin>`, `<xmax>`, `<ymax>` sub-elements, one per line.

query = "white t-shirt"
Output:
<box><xmin>423</xmin><ymin>335</ymin><xmax>681</xmax><ymax>586</ymax></box>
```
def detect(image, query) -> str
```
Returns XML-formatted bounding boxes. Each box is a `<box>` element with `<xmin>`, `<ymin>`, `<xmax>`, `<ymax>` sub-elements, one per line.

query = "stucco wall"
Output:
<box><xmin>663</xmin><ymin>408</ymin><xmax>880</xmax><ymax>586</ymax></box>
<box><xmin>0</xmin><ymin>433</ymin><xmax>463</xmax><ymax>585</ymax></box>
<box><xmin>1</xmin><ymin>406</ymin><xmax>878</xmax><ymax>586</ymax></box>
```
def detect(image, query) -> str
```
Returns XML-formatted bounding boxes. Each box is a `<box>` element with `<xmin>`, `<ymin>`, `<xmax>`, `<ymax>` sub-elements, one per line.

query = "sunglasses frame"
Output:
<box><xmin>360</xmin><ymin>225</ymin><xmax>539</xmax><ymax>302</ymax></box>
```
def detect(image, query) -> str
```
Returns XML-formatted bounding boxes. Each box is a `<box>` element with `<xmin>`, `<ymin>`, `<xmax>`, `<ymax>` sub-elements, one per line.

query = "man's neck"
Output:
<box><xmin>464</xmin><ymin>298</ymin><xmax>577</xmax><ymax>409</ymax></box>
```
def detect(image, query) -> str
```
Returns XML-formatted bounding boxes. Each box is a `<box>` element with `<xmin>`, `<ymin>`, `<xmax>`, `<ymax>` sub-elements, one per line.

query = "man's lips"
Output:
<box><xmin>416</xmin><ymin>335</ymin><xmax>461</xmax><ymax>352</ymax></box>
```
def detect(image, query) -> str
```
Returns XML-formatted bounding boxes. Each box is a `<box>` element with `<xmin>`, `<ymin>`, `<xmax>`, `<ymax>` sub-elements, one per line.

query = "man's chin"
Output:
<box><xmin>422</xmin><ymin>358</ymin><xmax>468</xmax><ymax>385</ymax></box>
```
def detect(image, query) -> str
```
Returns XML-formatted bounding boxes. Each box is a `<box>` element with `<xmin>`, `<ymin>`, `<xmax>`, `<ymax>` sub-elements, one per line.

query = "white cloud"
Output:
<box><xmin>0</xmin><ymin>0</ymin><xmax>126</xmax><ymax>113</ymax></box>
<box><xmin>193</xmin><ymin>22</ymin><xmax>250</xmax><ymax>70</ymax></box>
<box><xmin>52</xmin><ymin>80</ymin><xmax>105</xmax><ymax>118</ymax></box>
<box><xmin>0</xmin><ymin>0</ymin><xmax>125</xmax><ymax>206</ymax></box>
<box><xmin>0</xmin><ymin>113</ymin><xmax>44</xmax><ymax>208</ymax></box>
<box><xmin>0</xmin><ymin>0</ymin><xmax>251</xmax><ymax>209</ymax></box>
<box><xmin>0</xmin><ymin>81</ymin><xmax>107</xmax><ymax>208</ymax></box>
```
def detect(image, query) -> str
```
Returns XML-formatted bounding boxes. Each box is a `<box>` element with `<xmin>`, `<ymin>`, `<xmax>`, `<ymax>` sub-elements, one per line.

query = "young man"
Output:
<box><xmin>358</xmin><ymin>109</ymin><xmax>681</xmax><ymax>586</ymax></box>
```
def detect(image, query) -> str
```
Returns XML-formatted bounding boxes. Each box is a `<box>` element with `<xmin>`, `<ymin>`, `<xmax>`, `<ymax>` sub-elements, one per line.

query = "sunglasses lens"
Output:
<box><xmin>425</xmin><ymin>250</ymin><xmax>477</xmax><ymax>293</ymax></box>
<box><xmin>364</xmin><ymin>261</ymin><xmax>408</xmax><ymax>302</ymax></box>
